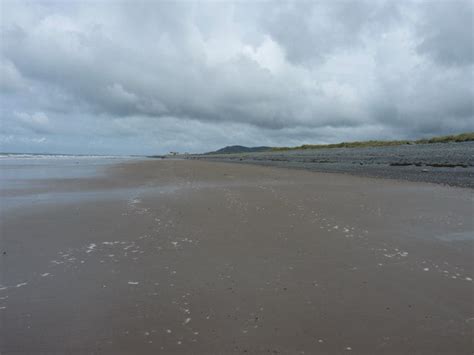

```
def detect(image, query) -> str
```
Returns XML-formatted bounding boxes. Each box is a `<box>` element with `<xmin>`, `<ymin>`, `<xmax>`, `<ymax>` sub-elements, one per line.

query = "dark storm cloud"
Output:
<box><xmin>0</xmin><ymin>0</ymin><xmax>472</xmax><ymax>154</ymax></box>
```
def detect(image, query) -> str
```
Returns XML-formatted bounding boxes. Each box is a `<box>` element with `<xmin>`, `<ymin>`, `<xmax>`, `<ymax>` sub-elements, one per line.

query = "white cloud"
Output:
<box><xmin>13</xmin><ymin>111</ymin><xmax>52</xmax><ymax>134</ymax></box>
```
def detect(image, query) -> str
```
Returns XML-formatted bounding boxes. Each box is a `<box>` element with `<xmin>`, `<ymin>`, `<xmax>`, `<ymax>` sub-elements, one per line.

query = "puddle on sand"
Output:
<box><xmin>435</xmin><ymin>231</ymin><xmax>474</xmax><ymax>242</ymax></box>
<box><xmin>0</xmin><ymin>185</ymin><xmax>179</xmax><ymax>214</ymax></box>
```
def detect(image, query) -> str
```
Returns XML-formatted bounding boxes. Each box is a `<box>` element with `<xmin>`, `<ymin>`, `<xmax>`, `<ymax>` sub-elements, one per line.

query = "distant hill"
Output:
<box><xmin>206</xmin><ymin>145</ymin><xmax>272</xmax><ymax>154</ymax></box>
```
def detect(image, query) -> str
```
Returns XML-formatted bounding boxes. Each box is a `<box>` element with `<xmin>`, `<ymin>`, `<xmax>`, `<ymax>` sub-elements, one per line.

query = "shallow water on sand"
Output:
<box><xmin>0</xmin><ymin>156</ymin><xmax>141</xmax><ymax>211</ymax></box>
<box><xmin>0</xmin><ymin>155</ymin><xmax>132</xmax><ymax>183</ymax></box>
<box><xmin>435</xmin><ymin>231</ymin><xmax>474</xmax><ymax>241</ymax></box>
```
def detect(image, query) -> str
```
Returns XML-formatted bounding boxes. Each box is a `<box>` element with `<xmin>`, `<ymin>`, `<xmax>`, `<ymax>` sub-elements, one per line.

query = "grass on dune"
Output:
<box><xmin>271</xmin><ymin>132</ymin><xmax>474</xmax><ymax>151</ymax></box>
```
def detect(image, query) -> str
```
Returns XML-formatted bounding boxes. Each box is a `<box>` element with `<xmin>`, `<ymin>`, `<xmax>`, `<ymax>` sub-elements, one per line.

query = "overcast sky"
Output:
<box><xmin>1</xmin><ymin>0</ymin><xmax>473</xmax><ymax>154</ymax></box>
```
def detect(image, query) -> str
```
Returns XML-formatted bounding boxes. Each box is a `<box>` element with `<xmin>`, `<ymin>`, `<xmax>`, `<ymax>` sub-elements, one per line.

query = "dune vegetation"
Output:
<box><xmin>271</xmin><ymin>132</ymin><xmax>474</xmax><ymax>151</ymax></box>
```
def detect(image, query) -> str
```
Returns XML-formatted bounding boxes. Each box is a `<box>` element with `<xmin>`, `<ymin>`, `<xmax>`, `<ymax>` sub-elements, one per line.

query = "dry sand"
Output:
<box><xmin>1</xmin><ymin>159</ymin><xmax>473</xmax><ymax>354</ymax></box>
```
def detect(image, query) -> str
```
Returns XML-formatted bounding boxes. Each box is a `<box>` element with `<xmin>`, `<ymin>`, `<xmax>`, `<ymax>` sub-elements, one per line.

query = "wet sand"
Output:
<box><xmin>1</xmin><ymin>160</ymin><xmax>473</xmax><ymax>354</ymax></box>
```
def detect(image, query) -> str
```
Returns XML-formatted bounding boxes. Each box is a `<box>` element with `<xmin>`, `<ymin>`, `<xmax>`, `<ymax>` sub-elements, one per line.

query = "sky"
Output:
<box><xmin>1</xmin><ymin>0</ymin><xmax>473</xmax><ymax>155</ymax></box>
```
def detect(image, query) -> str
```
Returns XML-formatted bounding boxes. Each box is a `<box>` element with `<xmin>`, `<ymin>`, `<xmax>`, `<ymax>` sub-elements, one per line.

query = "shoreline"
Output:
<box><xmin>188</xmin><ymin>141</ymin><xmax>474</xmax><ymax>188</ymax></box>
<box><xmin>188</xmin><ymin>158</ymin><xmax>474</xmax><ymax>192</ymax></box>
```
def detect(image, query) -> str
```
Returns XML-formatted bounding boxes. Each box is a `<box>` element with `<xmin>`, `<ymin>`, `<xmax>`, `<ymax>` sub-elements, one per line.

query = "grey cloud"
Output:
<box><xmin>0</xmin><ymin>0</ymin><xmax>473</xmax><ymax>154</ymax></box>
<box><xmin>416</xmin><ymin>0</ymin><xmax>474</xmax><ymax>66</ymax></box>
<box><xmin>0</xmin><ymin>59</ymin><xmax>27</xmax><ymax>93</ymax></box>
<box><xmin>260</xmin><ymin>0</ymin><xmax>401</xmax><ymax>64</ymax></box>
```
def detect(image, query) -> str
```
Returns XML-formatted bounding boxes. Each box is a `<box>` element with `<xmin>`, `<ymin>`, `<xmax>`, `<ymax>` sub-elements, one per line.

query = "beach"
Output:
<box><xmin>0</xmin><ymin>158</ymin><xmax>473</xmax><ymax>354</ymax></box>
